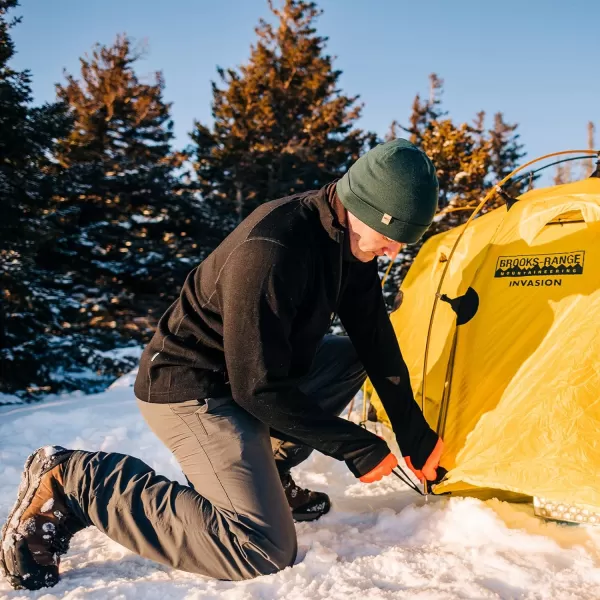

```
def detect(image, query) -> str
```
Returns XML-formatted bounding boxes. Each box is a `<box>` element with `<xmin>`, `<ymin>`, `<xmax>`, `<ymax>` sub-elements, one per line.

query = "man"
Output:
<box><xmin>0</xmin><ymin>139</ymin><xmax>444</xmax><ymax>590</ymax></box>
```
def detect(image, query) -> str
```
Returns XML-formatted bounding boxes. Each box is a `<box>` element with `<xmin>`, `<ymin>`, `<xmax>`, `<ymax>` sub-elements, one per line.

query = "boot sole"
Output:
<box><xmin>292</xmin><ymin>501</ymin><xmax>332</xmax><ymax>522</ymax></box>
<box><xmin>0</xmin><ymin>446</ymin><xmax>71</xmax><ymax>590</ymax></box>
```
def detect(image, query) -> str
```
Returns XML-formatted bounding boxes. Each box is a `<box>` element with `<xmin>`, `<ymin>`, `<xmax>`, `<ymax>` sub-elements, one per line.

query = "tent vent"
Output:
<box><xmin>546</xmin><ymin>209</ymin><xmax>585</xmax><ymax>226</ymax></box>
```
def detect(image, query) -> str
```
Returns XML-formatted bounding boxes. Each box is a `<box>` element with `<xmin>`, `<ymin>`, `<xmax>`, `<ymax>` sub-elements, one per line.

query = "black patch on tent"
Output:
<box><xmin>496</xmin><ymin>186</ymin><xmax>518</xmax><ymax>211</ymax></box>
<box><xmin>439</xmin><ymin>287</ymin><xmax>479</xmax><ymax>325</ymax></box>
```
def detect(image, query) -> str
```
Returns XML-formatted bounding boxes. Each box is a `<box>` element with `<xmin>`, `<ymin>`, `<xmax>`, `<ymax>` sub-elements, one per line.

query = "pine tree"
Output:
<box><xmin>401</xmin><ymin>74</ymin><xmax>491</xmax><ymax>221</ymax></box>
<box><xmin>0</xmin><ymin>0</ymin><xmax>72</xmax><ymax>398</ymax></box>
<box><xmin>488</xmin><ymin>112</ymin><xmax>526</xmax><ymax>196</ymax></box>
<box><xmin>190</xmin><ymin>0</ymin><xmax>376</xmax><ymax>227</ymax></box>
<box><xmin>0</xmin><ymin>0</ymin><xmax>69</xmax><ymax>264</ymax></box>
<box><xmin>28</xmin><ymin>35</ymin><xmax>207</xmax><ymax>395</ymax></box>
<box><xmin>405</xmin><ymin>73</ymin><xmax>446</xmax><ymax>146</ymax></box>
<box><xmin>488</xmin><ymin>112</ymin><xmax>524</xmax><ymax>199</ymax></box>
<box><xmin>384</xmin><ymin>76</ymin><xmax>526</xmax><ymax>310</ymax></box>
<box><xmin>384</xmin><ymin>115</ymin><xmax>491</xmax><ymax>306</ymax></box>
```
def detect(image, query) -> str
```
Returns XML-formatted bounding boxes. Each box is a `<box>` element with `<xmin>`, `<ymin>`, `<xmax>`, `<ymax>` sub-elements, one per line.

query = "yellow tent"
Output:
<box><xmin>371</xmin><ymin>177</ymin><xmax>600</xmax><ymax>517</ymax></box>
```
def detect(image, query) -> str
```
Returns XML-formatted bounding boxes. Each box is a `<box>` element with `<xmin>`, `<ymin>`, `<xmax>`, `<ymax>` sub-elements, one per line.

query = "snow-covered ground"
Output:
<box><xmin>2</xmin><ymin>373</ymin><xmax>600</xmax><ymax>599</ymax></box>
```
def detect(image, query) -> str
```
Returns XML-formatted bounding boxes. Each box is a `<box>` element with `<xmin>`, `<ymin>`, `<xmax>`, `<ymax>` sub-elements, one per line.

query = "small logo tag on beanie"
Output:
<box><xmin>381</xmin><ymin>213</ymin><xmax>392</xmax><ymax>225</ymax></box>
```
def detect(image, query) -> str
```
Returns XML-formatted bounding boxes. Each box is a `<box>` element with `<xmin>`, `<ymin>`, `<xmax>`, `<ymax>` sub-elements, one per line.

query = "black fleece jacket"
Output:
<box><xmin>134</xmin><ymin>185</ymin><xmax>438</xmax><ymax>477</ymax></box>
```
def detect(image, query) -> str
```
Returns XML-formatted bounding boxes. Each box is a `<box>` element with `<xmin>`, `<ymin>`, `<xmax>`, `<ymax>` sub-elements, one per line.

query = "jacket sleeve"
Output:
<box><xmin>337</xmin><ymin>259</ymin><xmax>438</xmax><ymax>469</ymax></box>
<box><xmin>216</xmin><ymin>239</ymin><xmax>390</xmax><ymax>478</ymax></box>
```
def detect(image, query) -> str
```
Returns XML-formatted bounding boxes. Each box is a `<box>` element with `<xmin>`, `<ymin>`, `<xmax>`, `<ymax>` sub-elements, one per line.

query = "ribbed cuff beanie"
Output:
<box><xmin>336</xmin><ymin>139</ymin><xmax>439</xmax><ymax>244</ymax></box>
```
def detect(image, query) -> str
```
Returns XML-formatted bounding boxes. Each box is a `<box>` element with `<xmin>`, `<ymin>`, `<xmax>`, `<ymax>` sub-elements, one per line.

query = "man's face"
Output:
<box><xmin>346</xmin><ymin>211</ymin><xmax>404</xmax><ymax>262</ymax></box>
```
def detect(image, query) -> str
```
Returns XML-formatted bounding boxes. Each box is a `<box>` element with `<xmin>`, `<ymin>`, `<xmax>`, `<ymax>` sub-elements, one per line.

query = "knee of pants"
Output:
<box><xmin>319</xmin><ymin>335</ymin><xmax>366</xmax><ymax>379</ymax></box>
<box><xmin>244</xmin><ymin>529</ymin><xmax>298</xmax><ymax>577</ymax></box>
<box><xmin>339</xmin><ymin>337</ymin><xmax>365</xmax><ymax>378</ymax></box>
<box><xmin>274</xmin><ymin>534</ymin><xmax>298</xmax><ymax>571</ymax></box>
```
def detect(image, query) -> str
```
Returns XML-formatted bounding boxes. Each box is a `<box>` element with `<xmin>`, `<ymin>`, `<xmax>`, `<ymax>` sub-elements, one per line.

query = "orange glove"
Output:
<box><xmin>405</xmin><ymin>437</ymin><xmax>444</xmax><ymax>482</ymax></box>
<box><xmin>359</xmin><ymin>453</ymin><xmax>398</xmax><ymax>483</ymax></box>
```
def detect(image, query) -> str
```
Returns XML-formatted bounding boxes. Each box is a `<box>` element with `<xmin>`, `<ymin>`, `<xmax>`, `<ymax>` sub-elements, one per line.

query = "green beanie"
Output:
<box><xmin>336</xmin><ymin>139</ymin><xmax>439</xmax><ymax>244</ymax></box>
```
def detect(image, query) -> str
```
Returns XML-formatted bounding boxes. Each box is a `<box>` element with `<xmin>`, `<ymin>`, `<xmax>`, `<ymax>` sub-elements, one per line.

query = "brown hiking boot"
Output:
<box><xmin>280</xmin><ymin>472</ymin><xmax>331</xmax><ymax>522</ymax></box>
<box><xmin>0</xmin><ymin>446</ymin><xmax>86</xmax><ymax>590</ymax></box>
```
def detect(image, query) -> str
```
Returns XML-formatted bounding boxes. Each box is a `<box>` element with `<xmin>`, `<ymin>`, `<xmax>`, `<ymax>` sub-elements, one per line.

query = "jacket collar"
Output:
<box><xmin>328</xmin><ymin>182</ymin><xmax>362</xmax><ymax>262</ymax></box>
<box><xmin>310</xmin><ymin>182</ymin><xmax>361</xmax><ymax>262</ymax></box>
<box><xmin>312</xmin><ymin>182</ymin><xmax>345</xmax><ymax>244</ymax></box>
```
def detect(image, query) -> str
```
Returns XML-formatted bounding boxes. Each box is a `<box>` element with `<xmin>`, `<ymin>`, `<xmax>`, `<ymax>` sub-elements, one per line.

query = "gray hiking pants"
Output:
<box><xmin>61</xmin><ymin>335</ymin><xmax>366</xmax><ymax>580</ymax></box>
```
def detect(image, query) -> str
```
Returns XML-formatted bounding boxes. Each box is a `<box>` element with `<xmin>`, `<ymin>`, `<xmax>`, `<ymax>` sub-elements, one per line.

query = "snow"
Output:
<box><xmin>131</xmin><ymin>214</ymin><xmax>166</xmax><ymax>224</ymax></box>
<box><xmin>96</xmin><ymin>346</ymin><xmax>143</xmax><ymax>362</ymax></box>
<box><xmin>2</xmin><ymin>380</ymin><xmax>600</xmax><ymax>598</ymax></box>
<box><xmin>0</xmin><ymin>394</ymin><xmax>23</xmax><ymax>406</ymax></box>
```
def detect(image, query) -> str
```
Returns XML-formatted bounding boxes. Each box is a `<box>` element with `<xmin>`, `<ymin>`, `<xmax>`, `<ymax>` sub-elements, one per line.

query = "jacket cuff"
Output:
<box><xmin>345</xmin><ymin>442</ymin><xmax>391</xmax><ymax>478</ymax></box>
<box><xmin>400</xmin><ymin>426</ymin><xmax>439</xmax><ymax>470</ymax></box>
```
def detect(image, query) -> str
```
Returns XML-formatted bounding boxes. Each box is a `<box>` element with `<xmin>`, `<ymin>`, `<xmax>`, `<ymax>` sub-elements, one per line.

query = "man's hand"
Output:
<box><xmin>359</xmin><ymin>453</ymin><xmax>398</xmax><ymax>483</ymax></box>
<box><xmin>404</xmin><ymin>437</ymin><xmax>444</xmax><ymax>483</ymax></box>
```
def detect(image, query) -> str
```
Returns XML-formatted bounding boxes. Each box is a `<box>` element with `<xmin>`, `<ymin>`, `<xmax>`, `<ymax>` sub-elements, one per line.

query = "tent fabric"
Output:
<box><xmin>370</xmin><ymin>178</ymin><xmax>600</xmax><ymax>511</ymax></box>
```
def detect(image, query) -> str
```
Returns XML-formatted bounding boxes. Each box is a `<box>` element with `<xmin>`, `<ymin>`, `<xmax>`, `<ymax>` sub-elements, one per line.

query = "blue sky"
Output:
<box><xmin>10</xmin><ymin>0</ymin><xmax>600</xmax><ymax>181</ymax></box>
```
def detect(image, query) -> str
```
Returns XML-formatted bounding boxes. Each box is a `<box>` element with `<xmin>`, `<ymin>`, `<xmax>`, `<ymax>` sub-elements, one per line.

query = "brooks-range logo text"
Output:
<box><xmin>495</xmin><ymin>251</ymin><xmax>584</xmax><ymax>288</ymax></box>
